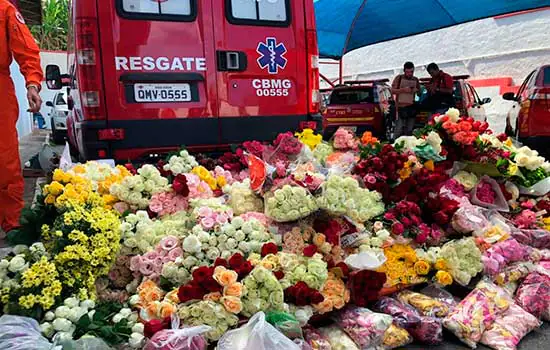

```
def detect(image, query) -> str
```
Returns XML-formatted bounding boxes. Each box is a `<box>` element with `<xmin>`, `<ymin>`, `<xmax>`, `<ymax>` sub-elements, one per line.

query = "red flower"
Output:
<box><xmin>433</xmin><ymin>211</ymin><xmax>449</xmax><ymax>226</ymax></box>
<box><xmin>303</xmin><ymin>244</ymin><xmax>318</xmax><ymax>257</ymax></box>
<box><xmin>124</xmin><ymin>163</ymin><xmax>137</xmax><ymax>175</ymax></box>
<box><xmin>144</xmin><ymin>317</ymin><xmax>171</xmax><ymax>338</ymax></box>
<box><xmin>273</xmin><ymin>270</ymin><xmax>285</xmax><ymax>280</ymax></box>
<box><xmin>178</xmin><ymin>284</ymin><xmax>205</xmax><ymax>303</ymax></box>
<box><xmin>192</xmin><ymin>266</ymin><xmax>213</xmax><ymax>284</ymax></box>
<box><xmin>497</xmin><ymin>133</ymin><xmax>508</xmax><ymax>142</ymax></box>
<box><xmin>203</xmin><ymin>277</ymin><xmax>222</xmax><ymax>293</ymax></box>
<box><xmin>311</xmin><ymin>291</ymin><xmax>325</xmax><ymax>304</ymax></box>
<box><xmin>410</xmin><ymin>215</ymin><xmax>422</xmax><ymax>226</ymax></box>
<box><xmin>214</xmin><ymin>258</ymin><xmax>228</xmax><ymax>268</ymax></box>
<box><xmin>156</xmin><ymin>160</ymin><xmax>171</xmax><ymax>177</ymax></box>
<box><xmin>228</xmin><ymin>253</ymin><xmax>245</xmax><ymax>270</ymax></box>
<box><xmin>146</xmin><ymin>208</ymin><xmax>157</xmax><ymax>219</ymax></box>
<box><xmin>172</xmin><ymin>174</ymin><xmax>190</xmax><ymax>196</ymax></box>
<box><xmin>336</xmin><ymin>262</ymin><xmax>350</xmax><ymax>278</ymax></box>
<box><xmin>401</xmin><ymin>216</ymin><xmax>412</xmax><ymax>227</ymax></box>
<box><xmin>392</xmin><ymin>222</ymin><xmax>405</xmax><ymax>235</ymax></box>
<box><xmin>396</xmin><ymin>201</ymin><xmax>409</xmax><ymax>214</ymax></box>
<box><xmin>347</xmin><ymin>270</ymin><xmax>386</xmax><ymax>307</ymax></box>
<box><xmin>236</xmin><ymin>261</ymin><xmax>253</xmax><ymax>279</ymax></box>
<box><xmin>415</xmin><ymin>231</ymin><xmax>428</xmax><ymax>244</ymax></box>
<box><xmin>384</xmin><ymin>212</ymin><xmax>396</xmax><ymax>221</ymax></box>
<box><xmin>261</xmin><ymin>242</ymin><xmax>278</xmax><ymax>257</ymax></box>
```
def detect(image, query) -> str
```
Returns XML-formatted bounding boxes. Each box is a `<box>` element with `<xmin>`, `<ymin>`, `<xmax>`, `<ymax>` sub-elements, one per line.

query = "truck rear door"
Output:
<box><xmin>212</xmin><ymin>0</ymin><xmax>308</xmax><ymax>144</ymax></box>
<box><xmin>97</xmin><ymin>0</ymin><xmax>219</xmax><ymax>155</ymax></box>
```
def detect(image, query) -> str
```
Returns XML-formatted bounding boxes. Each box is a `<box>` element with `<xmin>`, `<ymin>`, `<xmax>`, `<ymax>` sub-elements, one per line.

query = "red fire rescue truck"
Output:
<box><xmin>46</xmin><ymin>0</ymin><xmax>321</xmax><ymax>161</ymax></box>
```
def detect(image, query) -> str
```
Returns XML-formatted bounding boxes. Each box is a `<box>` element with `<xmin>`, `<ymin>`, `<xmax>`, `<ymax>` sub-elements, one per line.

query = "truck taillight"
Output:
<box><xmin>307</xmin><ymin>30</ymin><xmax>320</xmax><ymax>114</ymax></box>
<box><xmin>82</xmin><ymin>91</ymin><xmax>100</xmax><ymax>107</ymax></box>
<box><xmin>76</xmin><ymin>18</ymin><xmax>105</xmax><ymax>120</ymax></box>
<box><xmin>77</xmin><ymin>49</ymin><xmax>96</xmax><ymax>65</ymax></box>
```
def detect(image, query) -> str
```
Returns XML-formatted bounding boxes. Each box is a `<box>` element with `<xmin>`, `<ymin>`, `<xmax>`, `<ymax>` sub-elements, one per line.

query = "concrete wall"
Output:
<box><xmin>12</xmin><ymin>51</ymin><xmax>67</xmax><ymax>138</ymax></box>
<box><xmin>319</xmin><ymin>8</ymin><xmax>550</xmax><ymax>134</ymax></box>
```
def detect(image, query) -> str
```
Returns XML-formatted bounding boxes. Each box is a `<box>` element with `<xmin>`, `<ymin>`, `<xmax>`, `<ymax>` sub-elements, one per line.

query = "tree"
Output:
<box><xmin>30</xmin><ymin>0</ymin><xmax>68</xmax><ymax>51</ymax></box>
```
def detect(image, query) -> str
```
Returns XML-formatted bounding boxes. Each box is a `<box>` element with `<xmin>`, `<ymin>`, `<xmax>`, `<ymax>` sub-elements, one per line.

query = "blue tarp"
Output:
<box><xmin>315</xmin><ymin>0</ymin><xmax>550</xmax><ymax>59</ymax></box>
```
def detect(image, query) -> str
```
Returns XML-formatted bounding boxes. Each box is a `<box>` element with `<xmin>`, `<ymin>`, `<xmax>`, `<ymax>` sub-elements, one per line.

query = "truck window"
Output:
<box><xmin>330</xmin><ymin>88</ymin><xmax>375</xmax><ymax>105</ymax></box>
<box><xmin>542</xmin><ymin>67</ymin><xmax>550</xmax><ymax>86</ymax></box>
<box><xmin>227</xmin><ymin>0</ymin><xmax>290</xmax><ymax>26</ymax></box>
<box><xmin>55</xmin><ymin>93</ymin><xmax>67</xmax><ymax>105</ymax></box>
<box><xmin>118</xmin><ymin>0</ymin><xmax>195</xmax><ymax>20</ymax></box>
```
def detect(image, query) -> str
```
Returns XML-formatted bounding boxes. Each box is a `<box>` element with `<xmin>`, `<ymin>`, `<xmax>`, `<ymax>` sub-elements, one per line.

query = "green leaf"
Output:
<box><xmin>76</xmin><ymin>315</ymin><xmax>92</xmax><ymax>329</ymax></box>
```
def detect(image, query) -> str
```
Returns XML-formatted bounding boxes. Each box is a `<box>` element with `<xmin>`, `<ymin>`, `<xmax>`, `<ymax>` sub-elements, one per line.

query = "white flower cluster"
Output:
<box><xmin>394</xmin><ymin>131</ymin><xmax>442</xmax><ymax>156</ymax></box>
<box><xmin>453</xmin><ymin>171</ymin><xmax>479</xmax><ymax>192</ymax></box>
<box><xmin>358</xmin><ymin>228</ymin><xmax>391</xmax><ymax>254</ymax></box>
<box><xmin>513</xmin><ymin>146</ymin><xmax>549</xmax><ymax>171</ymax></box>
<box><xmin>163</xmin><ymin>149</ymin><xmax>198</xmax><ymax>175</ymax></box>
<box><xmin>68</xmin><ymin>161</ymin><xmax>118</xmax><ymax>190</ymax></box>
<box><xmin>0</xmin><ymin>244</ymin><xmax>47</xmax><ymax>290</ymax></box>
<box><xmin>162</xmin><ymin>217</ymin><xmax>273</xmax><ymax>285</ymax></box>
<box><xmin>265</xmin><ymin>185</ymin><xmax>318</xmax><ymax>222</ymax></box>
<box><xmin>224</xmin><ymin>179</ymin><xmax>264</xmax><ymax>215</ymax></box>
<box><xmin>40</xmin><ymin>298</ymin><xmax>96</xmax><ymax>342</ymax></box>
<box><xmin>434</xmin><ymin>107</ymin><xmax>460</xmax><ymax>124</ymax></box>
<box><xmin>121</xmin><ymin>211</ymin><xmax>188</xmax><ymax>254</ymax></box>
<box><xmin>110</xmin><ymin>165</ymin><xmax>169</xmax><ymax>209</ymax></box>
<box><xmin>316</xmin><ymin>175</ymin><xmax>385</xmax><ymax>223</ymax></box>
<box><xmin>111</xmin><ymin>308</ymin><xmax>144</xmax><ymax>348</ymax></box>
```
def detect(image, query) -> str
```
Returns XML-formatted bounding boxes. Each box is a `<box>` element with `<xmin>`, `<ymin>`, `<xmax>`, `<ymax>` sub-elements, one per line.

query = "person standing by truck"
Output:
<box><xmin>0</xmin><ymin>0</ymin><xmax>43</xmax><ymax>238</ymax></box>
<box><xmin>425</xmin><ymin>62</ymin><xmax>455</xmax><ymax>116</ymax></box>
<box><xmin>392</xmin><ymin>61</ymin><xmax>420</xmax><ymax>137</ymax></box>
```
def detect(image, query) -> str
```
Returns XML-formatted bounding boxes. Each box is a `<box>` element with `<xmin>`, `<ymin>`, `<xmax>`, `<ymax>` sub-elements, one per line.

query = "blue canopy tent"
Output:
<box><xmin>314</xmin><ymin>0</ymin><xmax>550</xmax><ymax>83</ymax></box>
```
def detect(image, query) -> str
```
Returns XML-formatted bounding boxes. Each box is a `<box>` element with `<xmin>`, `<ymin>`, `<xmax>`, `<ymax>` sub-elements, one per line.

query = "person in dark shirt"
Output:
<box><xmin>425</xmin><ymin>62</ymin><xmax>455</xmax><ymax>116</ymax></box>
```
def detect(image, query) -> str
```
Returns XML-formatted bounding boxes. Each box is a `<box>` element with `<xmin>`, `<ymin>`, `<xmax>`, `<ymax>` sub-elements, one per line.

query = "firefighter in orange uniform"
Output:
<box><xmin>0</xmin><ymin>0</ymin><xmax>43</xmax><ymax>235</ymax></box>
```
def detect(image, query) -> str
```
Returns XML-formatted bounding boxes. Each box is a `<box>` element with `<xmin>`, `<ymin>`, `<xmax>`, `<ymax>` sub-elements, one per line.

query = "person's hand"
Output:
<box><xmin>27</xmin><ymin>86</ymin><xmax>42</xmax><ymax>113</ymax></box>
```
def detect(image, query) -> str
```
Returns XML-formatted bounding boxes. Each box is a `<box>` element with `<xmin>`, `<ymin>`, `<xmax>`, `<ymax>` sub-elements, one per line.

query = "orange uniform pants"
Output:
<box><xmin>0</xmin><ymin>76</ymin><xmax>24</xmax><ymax>232</ymax></box>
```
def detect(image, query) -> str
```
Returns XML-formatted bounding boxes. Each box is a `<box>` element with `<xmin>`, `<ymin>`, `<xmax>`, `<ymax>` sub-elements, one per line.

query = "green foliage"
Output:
<box><xmin>30</xmin><ymin>0</ymin><xmax>68</xmax><ymax>51</ymax></box>
<box><xmin>74</xmin><ymin>302</ymin><xmax>132</xmax><ymax>346</ymax></box>
<box><xmin>7</xmin><ymin>194</ymin><xmax>56</xmax><ymax>246</ymax></box>
<box><xmin>359</xmin><ymin>142</ymin><xmax>383</xmax><ymax>160</ymax></box>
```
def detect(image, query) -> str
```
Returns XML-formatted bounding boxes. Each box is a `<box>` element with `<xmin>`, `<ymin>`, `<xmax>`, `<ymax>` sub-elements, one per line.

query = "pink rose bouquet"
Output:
<box><xmin>149</xmin><ymin>192</ymin><xmax>188</xmax><ymax>217</ymax></box>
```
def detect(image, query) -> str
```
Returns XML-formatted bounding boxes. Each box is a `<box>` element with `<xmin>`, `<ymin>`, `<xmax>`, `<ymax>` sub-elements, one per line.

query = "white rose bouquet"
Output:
<box><xmin>265</xmin><ymin>184</ymin><xmax>318</xmax><ymax>222</ymax></box>
<box><xmin>110</xmin><ymin>165</ymin><xmax>169</xmax><ymax>209</ymax></box>
<box><xmin>121</xmin><ymin>211</ymin><xmax>189</xmax><ymax>255</ymax></box>
<box><xmin>316</xmin><ymin>175</ymin><xmax>385</xmax><ymax>223</ymax></box>
<box><xmin>241</xmin><ymin>266</ymin><xmax>285</xmax><ymax>317</ymax></box>
<box><xmin>177</xmin><ymin>300</ymin><xmax>239</xmax><ymax>341</ymax></box>
<box><xmin>224</xmin><ymin>179</ymin><xmax>264</xmax><ymax>215</ymax></box>
<box><xmin>163</xmin><ymin>149</ymin><xmax>199</xmax><ymax>175</ymax></box>
<box><xmin>40</xmin><ymin>297</ymin><xmax>98</xmax><ymax>341</ymax></box>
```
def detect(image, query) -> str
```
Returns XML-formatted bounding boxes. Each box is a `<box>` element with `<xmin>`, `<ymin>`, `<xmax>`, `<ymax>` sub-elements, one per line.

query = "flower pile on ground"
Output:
<box><xmin>3</xmin><ymin>120</ymin><xmax>550</xmax><ymax>349</ymax></box>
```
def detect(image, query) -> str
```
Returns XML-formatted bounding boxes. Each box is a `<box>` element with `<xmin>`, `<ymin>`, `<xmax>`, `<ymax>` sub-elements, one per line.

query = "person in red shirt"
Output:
<box><xmin>0</xmin><ymin>0</ymin><xmax>43</xmax><ymax>239</ymax></box>
<box><xmin>426</xmin><ymin>62</ymin><xmax>455</xmax><ymax>115</ymax></box>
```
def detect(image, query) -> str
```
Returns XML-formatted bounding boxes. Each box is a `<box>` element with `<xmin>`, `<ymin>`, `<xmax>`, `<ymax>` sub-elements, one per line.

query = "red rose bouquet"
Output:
<box><xmin>347</xmin><ymin>269</ymin><xmax>386</xmax><ymax>306</ymax></box>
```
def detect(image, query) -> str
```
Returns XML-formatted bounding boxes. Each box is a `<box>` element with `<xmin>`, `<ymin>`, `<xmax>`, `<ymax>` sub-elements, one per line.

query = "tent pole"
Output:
<box><xmin>339</xmin><ymin>59</ymin><xmax>343</xmax><ymax>84</ymax></box>
<box><xmin>320</xmin><ymin>73</ymin><xmax>335</xmax><ymax>88</ymax></box>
